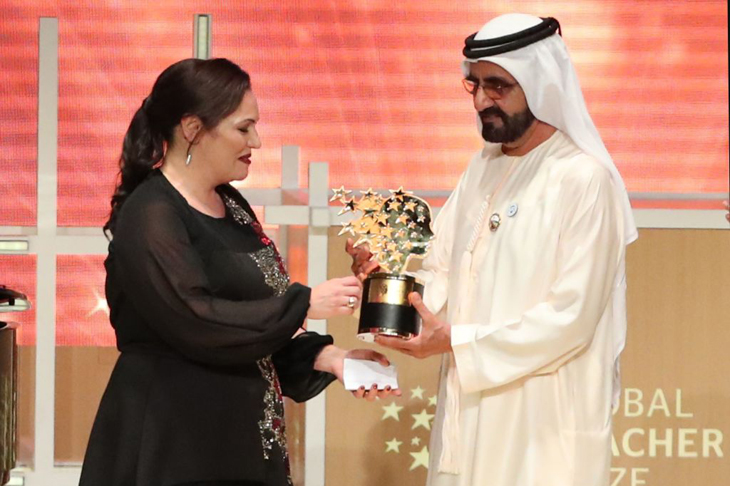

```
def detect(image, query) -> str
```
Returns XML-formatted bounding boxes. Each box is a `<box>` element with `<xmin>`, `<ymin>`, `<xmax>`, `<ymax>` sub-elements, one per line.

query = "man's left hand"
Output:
<box><xmin>375</xmin><ymin>292</ymin><xmax>451</xmax><ymax>359</ymax></box>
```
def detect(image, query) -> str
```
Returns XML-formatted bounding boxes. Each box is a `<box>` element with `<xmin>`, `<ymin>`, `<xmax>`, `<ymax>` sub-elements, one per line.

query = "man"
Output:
<box><xmin>347</xmin><ymin>13</ymin><xmax>637</xmax><ymax>486</ymax></box>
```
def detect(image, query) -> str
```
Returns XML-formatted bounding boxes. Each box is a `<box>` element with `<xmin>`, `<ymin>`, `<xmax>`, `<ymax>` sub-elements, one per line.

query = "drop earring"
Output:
<box><xmin>185</xmin><ymin>141</ymin><xmax>193</xmax><ymax>166</ymax></box>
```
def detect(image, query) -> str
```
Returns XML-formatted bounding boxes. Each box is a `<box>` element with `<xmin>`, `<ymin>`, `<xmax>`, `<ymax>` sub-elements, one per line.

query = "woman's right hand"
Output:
<box><xmin>307</xmin><ymin>276</ymin><xmax>363</xmax><ymax>319</ymax></box>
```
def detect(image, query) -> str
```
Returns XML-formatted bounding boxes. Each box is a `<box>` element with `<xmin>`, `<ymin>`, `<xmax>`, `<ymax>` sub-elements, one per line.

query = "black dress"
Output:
<box><xmin>79</xmin><ymin>171</ymin><xmax>336</xmax><ymax>486</ymax></box>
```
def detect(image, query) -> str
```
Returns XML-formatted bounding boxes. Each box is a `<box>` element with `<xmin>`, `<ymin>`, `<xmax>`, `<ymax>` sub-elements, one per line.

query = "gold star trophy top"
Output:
<box><xmin>332</xmin><ymin>186</ymin><xmax>435</xmax><ymax>341</ymax></box>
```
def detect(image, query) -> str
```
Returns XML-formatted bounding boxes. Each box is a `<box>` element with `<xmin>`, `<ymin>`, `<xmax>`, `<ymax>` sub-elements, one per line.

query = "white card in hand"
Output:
<box><xmin>343</xmin><ymin>358</ymin><xmax>399</xmax><ymax>391</ymax></box>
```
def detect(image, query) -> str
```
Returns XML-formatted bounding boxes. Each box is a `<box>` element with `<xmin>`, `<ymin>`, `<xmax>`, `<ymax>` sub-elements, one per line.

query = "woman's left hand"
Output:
<box><xmin>315</xmin><ymin>346</ymin><xmax>402</xmax><ymax>401</ymax></box>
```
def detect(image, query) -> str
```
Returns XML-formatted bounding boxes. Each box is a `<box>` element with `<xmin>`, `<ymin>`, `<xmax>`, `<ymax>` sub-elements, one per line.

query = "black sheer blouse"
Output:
<box><xmin>80</xmin><ymin>171</ymin><xmax>335</xmax><ymax>486</ymax></box>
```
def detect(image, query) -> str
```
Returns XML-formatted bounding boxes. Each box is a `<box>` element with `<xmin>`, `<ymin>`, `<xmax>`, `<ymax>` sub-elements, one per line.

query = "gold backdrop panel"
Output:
<box><xmin>612</xmin><ymin>229</ymin><xmax>729</xmax><ymax>485</ymax></box>
<box><xmin>325</xmin><ymin>228</ymin><xmax>730</xmax><ymax>486</ymax></box>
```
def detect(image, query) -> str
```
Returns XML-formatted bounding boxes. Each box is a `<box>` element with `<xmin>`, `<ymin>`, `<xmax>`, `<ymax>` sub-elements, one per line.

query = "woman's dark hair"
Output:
<box><xmin>104</xmin><ymin>58</ymin><xmax>251</xmax><ymax>237</ymax></box>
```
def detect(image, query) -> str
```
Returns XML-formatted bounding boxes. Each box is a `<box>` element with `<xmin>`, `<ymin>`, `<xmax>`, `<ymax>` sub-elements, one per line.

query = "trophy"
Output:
<box><xmin>332</xmin><ymin>186</ymin><xmax>435</xmax><ymax>342</ymax></box>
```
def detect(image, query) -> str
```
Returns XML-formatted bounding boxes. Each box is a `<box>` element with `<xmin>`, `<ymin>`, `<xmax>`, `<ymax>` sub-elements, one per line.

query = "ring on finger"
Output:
<box><xmin>347</xmin><ymin>296</ymin><xmax>357</xmax><ymax>308</ymax></box>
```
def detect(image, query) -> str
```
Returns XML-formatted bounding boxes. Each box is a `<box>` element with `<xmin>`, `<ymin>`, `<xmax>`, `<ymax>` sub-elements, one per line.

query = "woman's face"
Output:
<box><xmin>195</xmin><ymin>90</ymin><xmax>261</xmax><ymax>184</ymax></box>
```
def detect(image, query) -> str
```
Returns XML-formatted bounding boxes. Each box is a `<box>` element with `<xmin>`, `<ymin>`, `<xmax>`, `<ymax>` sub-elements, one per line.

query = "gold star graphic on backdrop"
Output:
<box><xmin>410</xmin><ymin>386</ymin><xmax>425</xmax><ymax>400</ymax></box>
<box><xmin>372</xmin><ymin>379</ymin><xmax>440</xmax><ymax>473</ymax></box>
<box><xmin>412</xmin><ymin>409</ymin><xmax>435</xmax><ymax>431</ymax></box>
<box><xmin>382</xmin><ymin>402</ymin><xmax>404</xmax><ymax>421</ymax></box>
<box><xmin>409</xmin><ymin>446</ymin><xmax>429</xmax><ymax>471</ymax></box>
<box><xmin>385</xmin><ymin>438</ymin><xmax>403</xmax><ymax>453</ymax></box>
<box><xmin>88</xmin><ymin>289</ymin><xmax>110</xmax><ymax>317</ymax></box>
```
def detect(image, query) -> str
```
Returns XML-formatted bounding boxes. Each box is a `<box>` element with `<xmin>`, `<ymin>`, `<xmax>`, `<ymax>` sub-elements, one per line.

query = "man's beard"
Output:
<box><xmin>479</xmin><ymin>105</ymin><xmax>536</xmax><ymax>143</ymax></box>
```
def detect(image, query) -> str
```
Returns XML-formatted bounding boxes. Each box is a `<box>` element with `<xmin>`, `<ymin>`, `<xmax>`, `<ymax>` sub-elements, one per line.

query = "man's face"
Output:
<box><xmin>466</xmin><ymin>61</ymin><xmax>536</xmax><ymax>144</ymax></box>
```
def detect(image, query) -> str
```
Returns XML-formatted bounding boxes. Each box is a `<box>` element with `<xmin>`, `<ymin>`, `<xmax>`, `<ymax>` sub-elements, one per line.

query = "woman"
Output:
<box><xmin>80</xmin><ymin>58</ymin><xmax>397</xmax><ymax>486</ymax></box>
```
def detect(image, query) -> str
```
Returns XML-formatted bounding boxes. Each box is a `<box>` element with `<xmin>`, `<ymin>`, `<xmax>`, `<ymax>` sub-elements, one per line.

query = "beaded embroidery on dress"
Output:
<box><xmin>223</xmin><ymin>193</ymin><xmax>255</xmax><ymax>225</ymax></box>
<box><xmin>249</xmin><ymin>246</ymin><xmax>290</xmax><ymax>297</ymax></box>
<box><xmin>222</xmin><ymin>192</ymin><xmax>292</xmax><ymax>484</ymax></box>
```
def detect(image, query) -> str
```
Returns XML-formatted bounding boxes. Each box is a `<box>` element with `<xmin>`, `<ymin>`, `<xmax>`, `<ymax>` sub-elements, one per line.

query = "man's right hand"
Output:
<box><xmin>346</xmin><ymin>238</ymin><xmax>380</xmax><ymax>281</ymax></box>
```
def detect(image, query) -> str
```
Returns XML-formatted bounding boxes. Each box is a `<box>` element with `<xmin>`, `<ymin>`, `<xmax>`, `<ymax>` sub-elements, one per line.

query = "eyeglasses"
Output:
<box><xmin>462</xmin><ymin>78</ymin><xmax>517</xmax><ymax>100</ymax></box>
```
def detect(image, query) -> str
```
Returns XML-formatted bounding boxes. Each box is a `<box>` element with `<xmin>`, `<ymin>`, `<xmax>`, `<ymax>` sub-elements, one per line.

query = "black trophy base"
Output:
<box><xmin>357</xmin><ymin>273</ymin><xmax>423</xmax><ymax>342</ymax></box>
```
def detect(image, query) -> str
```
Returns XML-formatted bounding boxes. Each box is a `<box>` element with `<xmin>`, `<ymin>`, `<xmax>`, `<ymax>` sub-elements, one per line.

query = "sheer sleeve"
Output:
<box><xmin>272</xmin><ymin>332</ymin><xmax>337</xmax><ymax>402</ymax></box>
<box><xmin>111</xmin><ymin>193</ymin><xmax>310</xmax><ymax>366</ymax></box>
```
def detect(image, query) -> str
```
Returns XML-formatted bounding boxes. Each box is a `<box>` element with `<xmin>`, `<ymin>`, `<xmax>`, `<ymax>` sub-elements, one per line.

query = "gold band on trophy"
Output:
<box><xmin>366</xmin><ymin>275</ymin><xmax>420</xmax><ymax>305</ymax></box>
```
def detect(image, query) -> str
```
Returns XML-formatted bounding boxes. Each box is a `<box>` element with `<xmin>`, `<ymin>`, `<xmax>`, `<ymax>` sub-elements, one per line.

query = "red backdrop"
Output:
<box><xmin>1</xmin><ymin>0</ymin><xmax>727</xmax><ymax>345</ymax></box>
